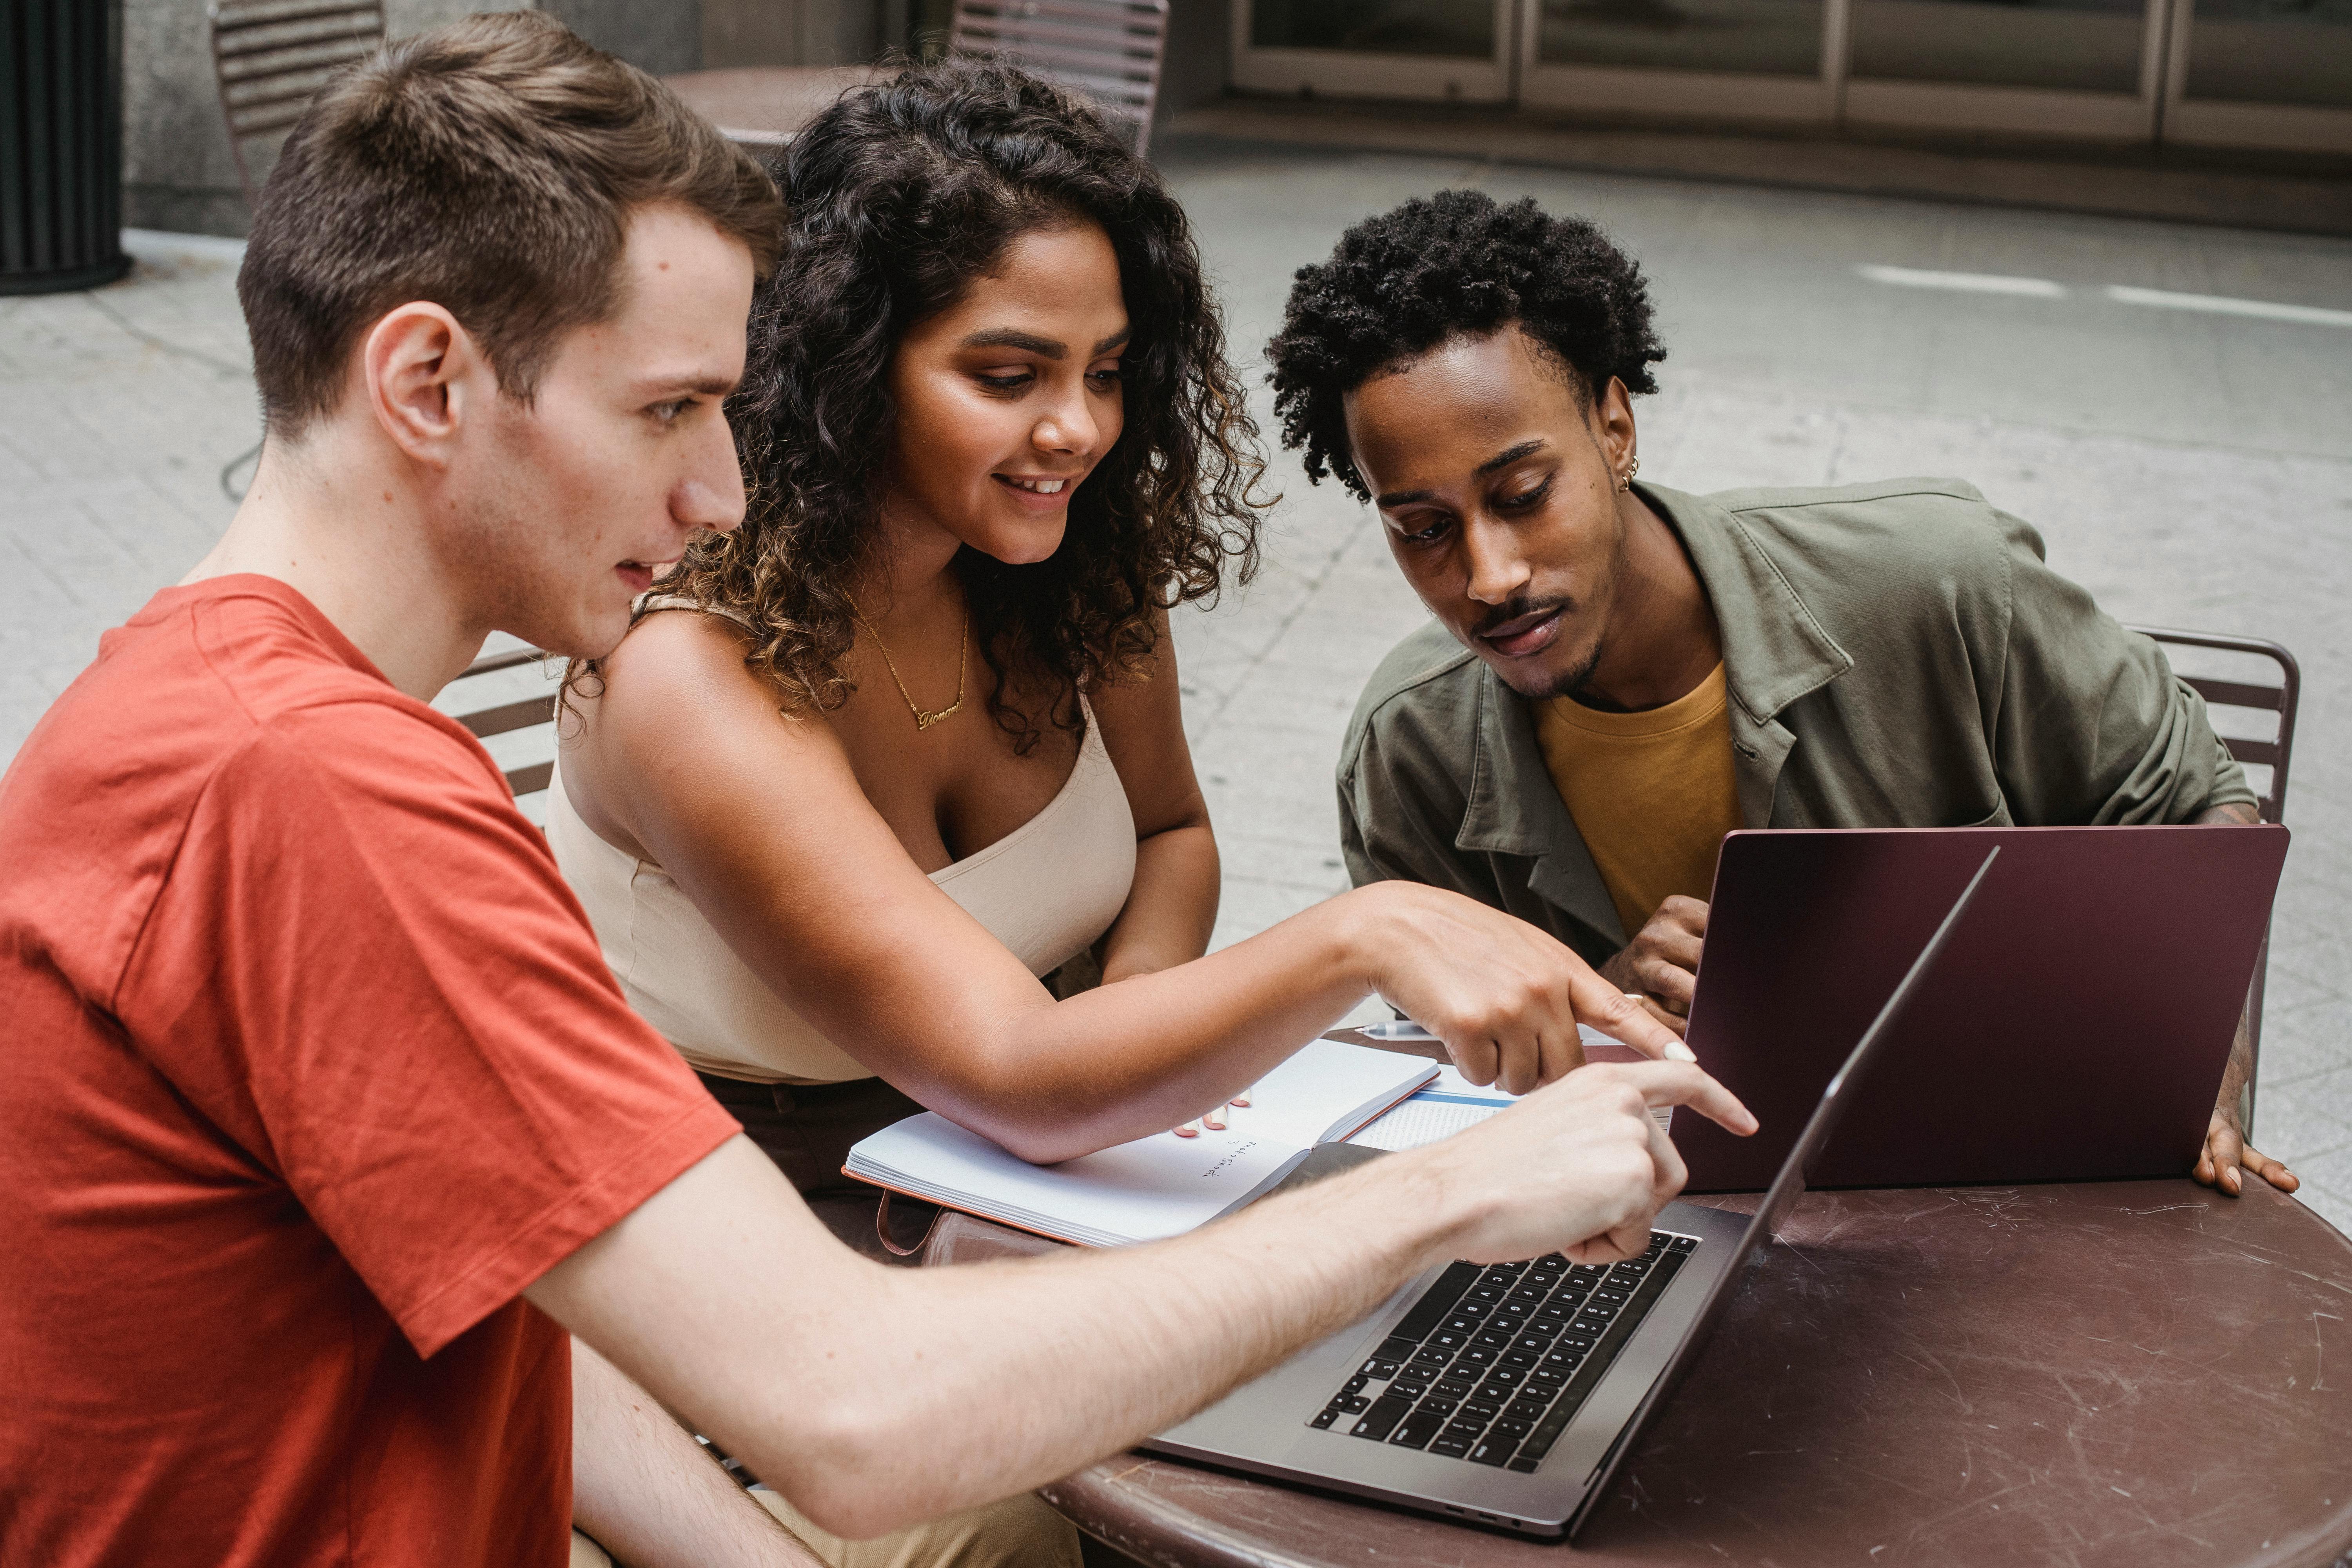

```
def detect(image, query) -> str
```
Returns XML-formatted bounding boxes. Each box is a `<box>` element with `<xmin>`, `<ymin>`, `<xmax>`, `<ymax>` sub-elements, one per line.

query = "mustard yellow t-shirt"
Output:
<box><xmin>1534</xmin><ymin>664</ymin><xmax>1742</xmax><ymax>940</ymax></box>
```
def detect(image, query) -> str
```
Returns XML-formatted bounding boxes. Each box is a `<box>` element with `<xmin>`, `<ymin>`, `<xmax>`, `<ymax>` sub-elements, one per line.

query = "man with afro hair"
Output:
<box><xmin>1269</xmin><ymin>188</ymin><xmax>2287</xmax><ymax>1200</ymax></box>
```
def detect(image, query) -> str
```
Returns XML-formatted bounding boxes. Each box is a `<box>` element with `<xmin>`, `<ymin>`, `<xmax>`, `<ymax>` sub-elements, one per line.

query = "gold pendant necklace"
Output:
<box><xmin>852</xmin><ymin>601</ymin><xmax>969</xmax><ymax>732</ymax></box>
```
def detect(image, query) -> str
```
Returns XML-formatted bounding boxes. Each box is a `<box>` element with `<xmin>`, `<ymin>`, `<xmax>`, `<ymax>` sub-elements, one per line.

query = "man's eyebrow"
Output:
<box><xmin>1477</xmin><ymin>439</ymin><xmax>1548</xmax><ymax>474</ymax></box>
<box><xmin>960</xmin><ymin>328</ymin><xmax>1065</xmax><ymax>359</ymax></box>
<box><xmin>634</xmin><ymin>373</ymin><xmax>740</xmax><ymax>397</ymax></box>
<box><xmin>1375</xmin><ymin>440</ymin><xmax>1551</xmax><ymax>509</ymax></box>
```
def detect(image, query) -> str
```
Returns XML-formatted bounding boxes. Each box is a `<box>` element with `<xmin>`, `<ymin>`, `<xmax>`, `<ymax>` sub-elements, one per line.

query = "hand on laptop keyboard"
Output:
<box><xmin>1312</xmin><ymin>1231</ymin><xmax>1702</xmax><ymax>1473</ymax></box>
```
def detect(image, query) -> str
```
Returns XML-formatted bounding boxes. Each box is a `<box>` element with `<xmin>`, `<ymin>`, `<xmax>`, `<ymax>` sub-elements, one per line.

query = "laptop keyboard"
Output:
<box><xmin>1310</xmin><ymin>1231</ymin><xmax>1697</xmax><ymax>1474</ymax></box>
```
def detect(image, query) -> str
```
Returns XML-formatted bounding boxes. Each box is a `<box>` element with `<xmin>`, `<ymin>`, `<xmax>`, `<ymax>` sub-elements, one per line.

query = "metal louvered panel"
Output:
<box><xmin>951</xmin><ymin>0</ymin><xmax>1169</xmax><ymax>153</ymax></box>
<box><xmin>213</xmin><ymin>0</ymin><xmax>379</xmax><ymax>28</ymax></box>
<box><xmin>219</xmin><ymin>37</ymin><xmax>378</xmax><ymax>85</ymax></box>
<box><xmin>958</xmin><ymin>54</ymin><xmax>1154</xmax><ymax>103</ymax></box>
<box><xmin>958</xmin><ymin>0</ymin><xmax>1165</xmax><ymax>25</ymax></box>
<box><xmin>207</xmin><ymin>0</ymin><xmax>383</xmax><ymax>205</ymax></box>
<box><xmin>955</xmin><ymin>5</ymin><xmax>1167</xmax><ymax>38</ymax></box>
<box><xmin>227</xmin><ymin>105</ymin><xmax>312</xmax><ymax>137</ymax></box>
<box><xmin>955</xmin><ymin>23</ymin><xmax>1157</xmax><ymax>62</ymax></box>
<box><xmin>955</xmin><ymin>31</ymin><xmax>1159</xmax><ymax>71</ymax></box>
<box><xmin>223</xmin><ymin>61</ymin><xmax>359</xmax><ymax>110</ymax></box>
<box><xmin>1</xmin><ymin>0</ymin><xmax>131</xmax><ymax>295</ymax></box>
<box><xmin>216</xmin><ymin>9</ymin><xmax>381</xmax><ymax>53</ymax></box>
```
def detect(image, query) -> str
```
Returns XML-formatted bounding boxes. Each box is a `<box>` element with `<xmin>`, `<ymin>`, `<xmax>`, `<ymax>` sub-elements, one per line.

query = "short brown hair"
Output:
<box><xmin>238</xmin><ymin>11</ymin><xmax>784</xmax><ymax>436</ymax></box>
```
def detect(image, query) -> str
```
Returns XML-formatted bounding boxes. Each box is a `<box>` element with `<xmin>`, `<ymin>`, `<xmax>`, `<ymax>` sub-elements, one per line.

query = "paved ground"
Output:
<box><xmin>4</xmin><ymin>147</ymin><xmax>2349</xmax><ymax>1227</ymax></box>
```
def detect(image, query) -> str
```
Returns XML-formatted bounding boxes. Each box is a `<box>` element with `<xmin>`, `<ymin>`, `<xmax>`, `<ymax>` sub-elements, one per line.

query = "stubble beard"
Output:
<box><xmin>1492</xmin><ymin>626</ymin><xmax>1606</xmax><ymax>704</ymax></box>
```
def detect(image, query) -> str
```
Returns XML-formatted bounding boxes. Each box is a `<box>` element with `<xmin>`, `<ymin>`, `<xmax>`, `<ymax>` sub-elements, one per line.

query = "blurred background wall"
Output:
<box><xmin>120</xmin><ymin>0</ymin><xmax>1232</xmax><ymax>236</ymax></box>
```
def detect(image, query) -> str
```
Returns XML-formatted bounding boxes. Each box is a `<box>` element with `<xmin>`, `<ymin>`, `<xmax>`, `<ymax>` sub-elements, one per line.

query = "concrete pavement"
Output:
<box><xmin>3</xmin><ymin>151</ymin><xmax>2348</xmax><ymax>1227</ymax></box>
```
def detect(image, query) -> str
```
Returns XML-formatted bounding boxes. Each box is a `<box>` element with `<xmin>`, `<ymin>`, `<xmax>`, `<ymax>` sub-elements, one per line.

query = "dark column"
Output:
<box><xmin>2</xmin><ymin>0</ymin><xmax>130</xmax><ymax>294</ymax></box>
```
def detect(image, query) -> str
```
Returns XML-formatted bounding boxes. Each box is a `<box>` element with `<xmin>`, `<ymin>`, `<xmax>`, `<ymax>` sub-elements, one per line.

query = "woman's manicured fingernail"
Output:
<box><xmin>1664</xmin><ymin>1040</ymin><xmax>1697</xmax><ymax>1063</ymax></box>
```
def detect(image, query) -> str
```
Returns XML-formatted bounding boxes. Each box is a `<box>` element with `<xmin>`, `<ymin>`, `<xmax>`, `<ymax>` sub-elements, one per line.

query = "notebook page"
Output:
<box><xmin>1350</xmin><ymin>1066</ymin><xmax>1515</xmax><ymax>1151</ymax></box>
<box><xmin>846</xmin><ymin>1112</ymin><xmax>1311</xmax><ymax>1247</ymax></box>
<box><xmin>842</xmin><ymin>1041</ymin><xmax>1435</xmax><ymax>1245</ymax></box>
<box><xmin>1222</xmin><ymin>1038</ymin><xmax>1441</xmax><ymax>1147</ymax></box>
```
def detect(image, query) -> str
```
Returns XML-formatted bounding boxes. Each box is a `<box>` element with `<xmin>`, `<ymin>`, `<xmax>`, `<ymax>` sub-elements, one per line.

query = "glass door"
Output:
<box><xmin>1840</xmin><ymin>0</ymin><xmax>2168</xmax><ymax>136</ymax></box>
<box><xmin>1232</xmin><ymin>0</ymin><xmax>1518</xmax><ymax>101</ymax></box>
<box><xmin>1517</xmin><ymin>0</ymin><xmax>1842</xmax><ymax>119</ymax></box>
<box><xmin>1232</xmin><ymin>0</ymin><xmax>2346</xmax><ymax>146</ymax></box>
<box><xmin>2162</xmin><ymin>0</ymin><xmax>2352</xmax><ymax>151</ymax></box>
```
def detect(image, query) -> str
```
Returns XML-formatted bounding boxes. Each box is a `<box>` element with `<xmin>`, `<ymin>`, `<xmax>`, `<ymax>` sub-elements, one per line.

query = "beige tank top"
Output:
<box><xmin>547</xmin><ymin>606</ymin><xmax>1138</xmax><ymax>1085</ymax></box>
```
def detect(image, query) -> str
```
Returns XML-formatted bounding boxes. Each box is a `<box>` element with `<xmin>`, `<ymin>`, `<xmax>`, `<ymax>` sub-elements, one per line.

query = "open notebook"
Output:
<box><xmin>842</xmin><ymin>1041</ymin><xmax>1439</xmax><ymax>1247</ymax></box>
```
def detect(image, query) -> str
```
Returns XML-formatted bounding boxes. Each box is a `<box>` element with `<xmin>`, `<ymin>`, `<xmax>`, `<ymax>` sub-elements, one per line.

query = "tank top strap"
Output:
<box><xmin>635</xmin><ymin>591</ymin><xmax>757</xmax><ymax>635</ymax></box>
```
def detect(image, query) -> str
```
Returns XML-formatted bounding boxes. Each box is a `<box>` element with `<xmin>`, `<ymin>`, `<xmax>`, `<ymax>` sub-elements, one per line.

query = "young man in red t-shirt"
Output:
<box><xmin>0</xmin><ymin>16</ymin><xmax>1752</xmax><ymax>1568</ymax></box>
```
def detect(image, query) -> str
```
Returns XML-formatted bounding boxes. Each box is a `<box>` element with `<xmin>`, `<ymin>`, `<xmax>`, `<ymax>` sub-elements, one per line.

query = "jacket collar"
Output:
<box><xmin>1651</xmin><ymin>484</ymin><xmax>1853</xmax><ymax>732</ymax></box>
<box><xmin>1457</xmin><ymin>658</ymin><xmax>1624</xmax><ymax>943</ymax></box>
<box><xmin>1449</xmin><ymin>483</ymin><xmax>1854</xmax><ymax>944</ymax></box>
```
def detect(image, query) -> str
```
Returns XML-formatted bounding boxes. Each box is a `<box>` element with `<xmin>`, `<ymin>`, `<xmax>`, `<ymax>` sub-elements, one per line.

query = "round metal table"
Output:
<box><xmin>927</xmin><ymin>1179</ymin><xmax>2352</xmax><ymax>1567</ymax></box>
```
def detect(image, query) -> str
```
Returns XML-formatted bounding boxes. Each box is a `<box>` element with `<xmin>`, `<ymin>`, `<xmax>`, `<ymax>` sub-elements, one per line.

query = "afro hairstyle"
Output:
<box><xmin>1265</xmin><ymin>190</ymin><xmax>1667</xmax><ymax>500</ymax></box>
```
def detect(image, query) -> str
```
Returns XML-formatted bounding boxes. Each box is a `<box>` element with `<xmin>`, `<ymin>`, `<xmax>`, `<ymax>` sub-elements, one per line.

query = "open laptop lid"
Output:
<box><xmin>1673</xmin><ymin>824</ymin><xmax>2287</xmax><ymax>1191</ymax></box>
<box><xmin>1567</xmin><ymin>846</ymin><xmax>2001</xmax><ymax>1538</ymax></box>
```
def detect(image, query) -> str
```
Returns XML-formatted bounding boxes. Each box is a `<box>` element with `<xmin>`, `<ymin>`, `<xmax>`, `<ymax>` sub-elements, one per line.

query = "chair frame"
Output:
<box><xmin>950</xmin><ymin>0</ymin><xmax>1171</xmax><ymax>155</ymax></box>
<box><xmin>2129</xmin><ymin>625</ymin><xmax>2300</xmax><ymax>1138</ymax></box>
<box><xmin>207</xmin><ymin>0</ymin><xmax>385</xmax><ymax>207</ymax></box>
<box><xmin>450</xmin><ymin>647</ymin><xmax>559</xmax><ymax>802</ymax></box>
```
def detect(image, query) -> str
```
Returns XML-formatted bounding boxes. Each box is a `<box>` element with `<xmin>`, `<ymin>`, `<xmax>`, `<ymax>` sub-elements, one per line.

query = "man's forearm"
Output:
<box><xmin>689</xmin><ymin>1141</ymin><xmax>1459</xmax><ymax>1537</ymax></box>
<box><xmin>572</xmin><ymin>1338</ymin><xmax>825</xmax><ymax>1568</ymax></box>
<box><xmin>2196</xmin><ymin>800</ymin><xmax>2259</xmax><ymax>826</ymax></box>
<box><xmin>533</xmin><ymin>1064</ymin><xmax>1743</xmax><ymax>1544</ymax></box>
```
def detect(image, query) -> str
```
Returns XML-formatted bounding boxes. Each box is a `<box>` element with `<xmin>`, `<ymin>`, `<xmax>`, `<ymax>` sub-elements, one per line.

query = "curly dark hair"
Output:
<box><xmin>657</xmin><ymin>58</ymin><xmax>1265</xmax><ymax>753</ymax></box>
<box><xmin>1264</xmin><ymin>190</ymin><xmax>1667</xmax><ymax>501</ymax></box>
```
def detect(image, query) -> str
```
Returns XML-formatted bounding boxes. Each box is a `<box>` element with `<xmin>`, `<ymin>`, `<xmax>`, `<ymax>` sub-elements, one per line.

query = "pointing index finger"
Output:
<box><xmin>1617</xmin><ymin>1060</ymin><xmax>1757</xmax><ymax>1137</ymax></box>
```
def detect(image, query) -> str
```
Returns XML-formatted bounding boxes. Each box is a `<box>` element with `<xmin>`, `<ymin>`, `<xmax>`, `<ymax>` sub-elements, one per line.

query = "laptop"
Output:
<box><xmin>1670</xmin><ymin>824</ymin><xmax>2290</xmax><ymax>1192</ymax></box>
<box><xmin>1143</xmin><ymin>848</ymin><xmax>2002</xmax><ymax>1541</ymax></box>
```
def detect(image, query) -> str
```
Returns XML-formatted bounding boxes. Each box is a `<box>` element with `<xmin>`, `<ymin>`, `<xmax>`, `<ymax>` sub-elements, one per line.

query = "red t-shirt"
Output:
<box><xmin>0</xmin><ymin>577</ymin><xmax>739</xmax><ymax>1568</ymax></box>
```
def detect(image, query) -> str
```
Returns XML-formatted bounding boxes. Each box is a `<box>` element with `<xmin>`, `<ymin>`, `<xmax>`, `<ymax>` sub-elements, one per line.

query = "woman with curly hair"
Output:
<box><xmin>551</xmin><ymin>64</ymin><xmax>1676</xmax><ymax>1254</ymax></box>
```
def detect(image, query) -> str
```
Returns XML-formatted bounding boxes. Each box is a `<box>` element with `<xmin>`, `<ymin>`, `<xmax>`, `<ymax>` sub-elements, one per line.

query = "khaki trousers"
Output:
<box><xmin>567</xmin><ymin>1486</ymin><xmax>1082</xmax><ymax>1568</ymax></box>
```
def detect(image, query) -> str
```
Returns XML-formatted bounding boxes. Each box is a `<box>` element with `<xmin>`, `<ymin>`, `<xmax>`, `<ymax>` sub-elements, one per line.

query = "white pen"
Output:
<box><xmin>1361</xmin><ymin>1013</ymin><xmax>1698</xmax><ymax>1063</ymax></box>
<box><xmin>1356</xmin><ymin>1019</ymin><xmax>1442</xmax><ymax>1042</ymax></box>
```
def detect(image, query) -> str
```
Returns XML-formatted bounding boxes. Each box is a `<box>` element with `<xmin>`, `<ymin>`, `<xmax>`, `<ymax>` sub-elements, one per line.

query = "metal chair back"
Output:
<box><xmin>446</xmin><ymin>646</ymin><xmax>559</xmax><ymax>815</ymax></box>
<box><xmin>949</xmin><ymin>0</ymin><xmax>1170</xmax><ymax>155</ymax></box>
<box><xmin>207</xmin><ymin>0</ymin><xmax>385</xmax><ymax>207</ymax></box>
<box><xmin>2130</xmin><ymin>624</ymin><xmax>2300</xmax><ymax>1136</ymax></box>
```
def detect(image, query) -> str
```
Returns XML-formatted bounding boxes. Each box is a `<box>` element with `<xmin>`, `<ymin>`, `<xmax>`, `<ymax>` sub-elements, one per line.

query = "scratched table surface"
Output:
<box><xmin>926</xmin><ymin>1181</ymin><xmax>2352</xmax><ymax>1568</ymax></box>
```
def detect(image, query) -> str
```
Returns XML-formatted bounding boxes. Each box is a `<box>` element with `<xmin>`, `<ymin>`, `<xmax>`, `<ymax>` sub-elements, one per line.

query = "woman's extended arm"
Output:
<box><xmin>1086</xmin><ymin>614</ymin><xmax>1219</xmax><ymax>984</ymax></box>
<box><xmin>565</xmin><ymin>613</ymin><xmax>1679</xmax><ymax>1163</ymax></box>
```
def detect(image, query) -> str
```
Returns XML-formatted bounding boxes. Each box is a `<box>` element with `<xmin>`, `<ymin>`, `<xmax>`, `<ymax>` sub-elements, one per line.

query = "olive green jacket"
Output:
<box><xmin>1336</xmin><ymin>478</ymin><xmax>2255</xmax><ymax>971</ymax></box>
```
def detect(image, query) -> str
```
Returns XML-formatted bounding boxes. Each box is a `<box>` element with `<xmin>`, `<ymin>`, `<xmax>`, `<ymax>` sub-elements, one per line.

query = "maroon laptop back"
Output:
<box><xmin>1673</xmin><ymin>826</ymin><xmax>2289</xmax><ymax>1192</ymax></box>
